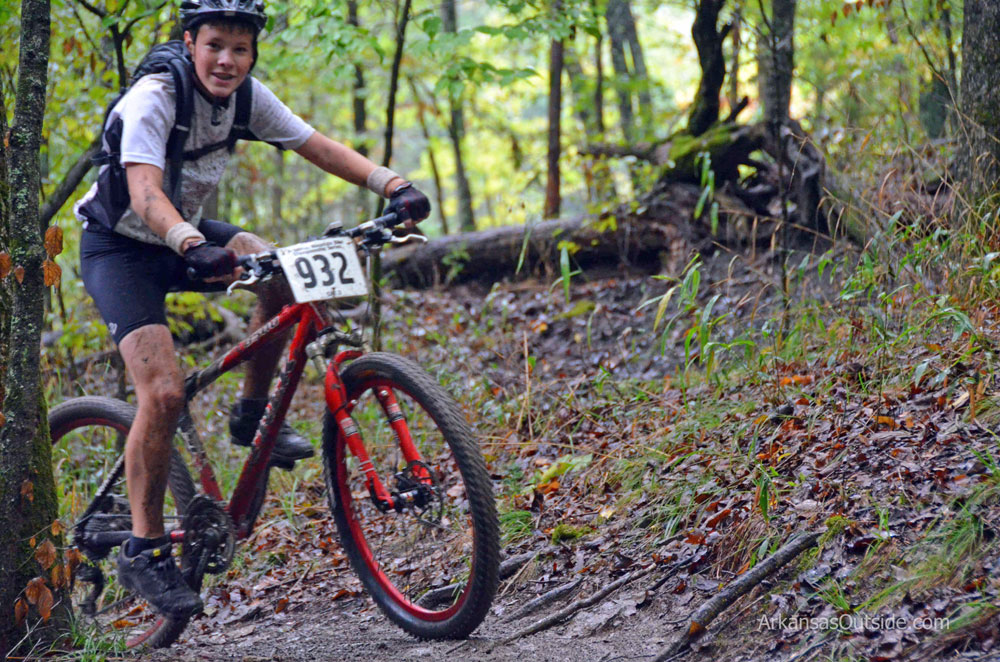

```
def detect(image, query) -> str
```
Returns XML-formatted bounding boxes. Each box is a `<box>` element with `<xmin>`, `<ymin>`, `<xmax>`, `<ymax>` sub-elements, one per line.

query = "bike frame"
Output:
<box><xmin>171</xmin><ymin>299</ymin><xmax>426</xmax><ymax>540</ymax></box>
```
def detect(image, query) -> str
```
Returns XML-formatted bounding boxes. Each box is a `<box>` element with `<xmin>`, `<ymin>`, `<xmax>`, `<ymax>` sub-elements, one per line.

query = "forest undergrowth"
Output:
<box><xmin>43</xmin><ymin>205</ymin><xmax>1000</xmax><ymax>661</ymax></box>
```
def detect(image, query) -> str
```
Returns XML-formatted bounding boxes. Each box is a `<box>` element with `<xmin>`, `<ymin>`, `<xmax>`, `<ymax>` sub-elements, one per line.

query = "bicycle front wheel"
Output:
<box><xmin>50</xmin><ymin>396</ymin><xmax>196</xmax><ymax>649</ymax></box>
<box><xmin>323</xmin><ymin>353</ymin><xmax>500</xmax><ymax>639</ymax></box>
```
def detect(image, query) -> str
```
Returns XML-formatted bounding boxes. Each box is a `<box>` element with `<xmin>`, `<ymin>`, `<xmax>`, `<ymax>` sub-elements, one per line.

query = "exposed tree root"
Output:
<box><xmin>653</xmin><ymin>531</ymin><xmax>821</xmax><ymax>662</ymax></box>
<box><xmin>499</xmin><ymin>565</ymin><xmax>654</xmax><ymax>645</ymax></box>
<box><xmin>503</xmin><ymin>578</ymin><xmax>584</xmax><ymax>623</ymax></box>
<box><xmin>419</xmin><ymin>551</ymin><xmax>541</xmax><ymax>608</ymax></box>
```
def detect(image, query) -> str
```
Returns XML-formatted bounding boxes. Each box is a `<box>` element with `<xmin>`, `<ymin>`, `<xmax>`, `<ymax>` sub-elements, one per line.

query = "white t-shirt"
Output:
<box><xmin>74</xmin><ymin>72</ymin><xmax>315</xmax><ymax>245</ymax></box>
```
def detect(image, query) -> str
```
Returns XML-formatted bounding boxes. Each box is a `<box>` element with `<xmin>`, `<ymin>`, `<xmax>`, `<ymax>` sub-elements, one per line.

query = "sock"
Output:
<box><xmin>236</xmin><ymin>397</ymin><xmax>268</xmax><ymax>420</ymax></box>
<box><xmin>125</xmin><ymin>534</ymin><xmax>169</xmax><ymax>556</ymax></box>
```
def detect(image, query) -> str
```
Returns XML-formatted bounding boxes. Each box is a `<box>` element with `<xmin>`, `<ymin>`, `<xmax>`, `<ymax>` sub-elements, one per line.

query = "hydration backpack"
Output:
<box><xmin>80</xmin><ymin>40</ymin><xmax>260</xmax><ymax>230</ymax></box>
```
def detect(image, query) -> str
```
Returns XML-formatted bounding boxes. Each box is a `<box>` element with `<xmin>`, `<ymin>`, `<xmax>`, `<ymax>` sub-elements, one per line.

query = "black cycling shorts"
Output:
<box><xmin>80</xmin><ymin>219</ymin><xmax>245</xmax><ymax>345</ymax></box>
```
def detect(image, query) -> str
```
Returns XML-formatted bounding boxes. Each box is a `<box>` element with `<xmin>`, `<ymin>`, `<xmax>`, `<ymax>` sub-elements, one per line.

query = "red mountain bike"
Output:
<box><xmin>50</xmin><ymin>212</ymin><xmax>500</xmax><ymax>648</ymax></box>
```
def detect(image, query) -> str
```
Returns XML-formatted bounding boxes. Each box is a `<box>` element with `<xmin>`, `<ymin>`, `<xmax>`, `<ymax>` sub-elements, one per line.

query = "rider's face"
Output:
<box><xmin>184</xmin><ymin>24</ymin><xmax>254</xmax><ymax>99</ymax></box>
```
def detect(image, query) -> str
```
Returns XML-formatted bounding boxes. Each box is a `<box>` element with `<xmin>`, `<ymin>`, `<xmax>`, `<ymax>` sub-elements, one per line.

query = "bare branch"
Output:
<box><xmin>75</xmin><ymin>0</ymin><xmax>107</xmax><ymax>19</ymax></box>
<box><xmin>653</xmin><ymin>531</ymin><xmax>821</xmax><ymax>661</ymax></box>
<box><xmin>39</xmin><ymin>137</ymin><xmax>101</xmax><ymax>228</ymax></box>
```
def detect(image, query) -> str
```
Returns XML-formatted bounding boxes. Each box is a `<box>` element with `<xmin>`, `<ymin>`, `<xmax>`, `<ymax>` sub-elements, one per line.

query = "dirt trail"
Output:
<box><xmin>68</xmin><ymin>249</ymin><xmax>1000</xmax><ymax>662</ymax></box>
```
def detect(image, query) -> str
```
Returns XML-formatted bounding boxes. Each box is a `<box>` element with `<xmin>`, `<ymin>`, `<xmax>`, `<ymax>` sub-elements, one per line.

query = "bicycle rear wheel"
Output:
<box><xmin>50</xmin><ymin>396</ymin><xmax>196</xmax><ymax>649</ymax></box>
<box><xmin>323</xmin><ymin>353</ymin><xmax>500</xmax><ymax>639</ymax></box>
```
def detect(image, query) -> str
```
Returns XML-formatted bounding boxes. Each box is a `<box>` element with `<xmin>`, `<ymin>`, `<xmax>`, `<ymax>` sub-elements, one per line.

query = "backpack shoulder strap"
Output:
<box><xmin>227</xmin><ymin>77</ymin><xmax>285</xmax><ymax>150</ymax></box>
<box><xmin>164</xmin><ymin>57</ymin><xmax>194</xmax><ymax>210</ymax></box>
<box><xmin>230</xmin><ymin>76</ymin><xmax>254</xmax><ymax>145</ymax></box>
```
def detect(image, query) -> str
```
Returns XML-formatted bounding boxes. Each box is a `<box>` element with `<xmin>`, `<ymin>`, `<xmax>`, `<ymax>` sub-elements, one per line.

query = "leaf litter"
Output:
<box><xmin>55</xmin><ymin>248</ymin><xmax>1000</xmax><ymax>662</ymax></box>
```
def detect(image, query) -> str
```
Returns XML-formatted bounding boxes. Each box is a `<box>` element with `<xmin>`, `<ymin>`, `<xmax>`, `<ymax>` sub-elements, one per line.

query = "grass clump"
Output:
<box><xmin>500</xmin><ymin>509</ymin><xmax>534</xmax><ymax>545</ymax></box>
<box><xmin>551</xmin><ymin>523</ymin><xmax>594</xmax><ymax>544</ymax></box>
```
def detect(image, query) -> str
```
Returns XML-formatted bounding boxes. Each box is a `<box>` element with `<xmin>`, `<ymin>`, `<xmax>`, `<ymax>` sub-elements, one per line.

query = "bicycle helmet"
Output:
<box><xmin>180</xmin><ymin>0</ymin><xmax>267</xmax><ymax>33</ymax></box>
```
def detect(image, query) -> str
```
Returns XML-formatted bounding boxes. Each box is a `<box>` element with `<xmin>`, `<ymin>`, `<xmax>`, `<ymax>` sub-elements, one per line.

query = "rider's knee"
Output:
<box><xmin>143</xmin><ymin>374</ymin><xmax>186</xmax><ymax>418</ymax></box>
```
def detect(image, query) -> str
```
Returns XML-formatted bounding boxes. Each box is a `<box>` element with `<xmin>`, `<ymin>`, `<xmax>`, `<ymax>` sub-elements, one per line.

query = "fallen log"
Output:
<box><xmin>382</xmin><ymin>182</ymin><xmax>767</xmax><ymax>289</ymax></box>
<box><xmin>382</xmin><ymin>214</ymin><xmax>683</xmax><ymax>289</ymax></box>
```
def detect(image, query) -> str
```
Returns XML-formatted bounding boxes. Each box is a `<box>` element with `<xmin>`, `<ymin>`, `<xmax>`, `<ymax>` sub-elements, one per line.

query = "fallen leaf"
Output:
<box><xmin>20</xmin><ymin>480</ymin><xmax>33</xmax><ymax>503</ymax></box>
<box><xmin>25</xmin><ymin>576</ymin><xmax>46</xmax><ymax>605</ymax></box>
<box><xmin>705</xmin><ymin>508</ymin><xmax>732</xmax><ymax>529</ymax></box>
<box><xmin>13</xmin><ymin>266</ymin><xmax>24</xmax><ymax>284</ymax></box>
<box><xmin>35</xmin><ymin>539</ymin><xmax>56</xmax><ymax>570</ymax></box>
<box><xmin>874</xmin><ymin>415</ymin><xmax>897</xmax><ymax>429</ymax></box>
<box><xmin>14</xmin><ymin>598</ymin><xmax>28</xmax><ymax>626</ymax></box>
<box><xmin>0</xmin><ymin>412</ymin><xmax>5</xmax><ymax>427</ymax></box>
<box><xmin>44</xmin><ymin>226</ymin><xmax>63</xmax><ymax>258</ymax></box>
<box><xmin>950</xmin><ymin>390</ymin><xmax>970</xmax><ymax>410</ymax></box>
<box><xmin>536</xmin><ymin>480</ymin><xmax>560</xmax><ymax>495</ymax></box>
<box><xmin>65</xmin><ymin>547</ymin><xmax>83</xmax><ymax>577</ymax></box>
<box><xmin>50</xmin><ymin>520</ymin><xmax>64</xmax><ymax>536</ymax></box>
<box><xmin>0</xmin><ymin>252</ymin><xmax>10</xmax><ymax>279</ymax></box>
<box><xmin>42</xmin><ymin>259</ymin><xmax>61</xmax><ymax>287</ymax></box>
<box><xmin>688</xmin><ymin>620</ymin><xmax>705</xmax><ymax>636</ymax></box>
<box><xmin>51</xmin><ymin>564</ymin><xmax>64</xmax><ymax>589</ymax></box>
<box><xmin>112</xmin><ymin>619</ymin><xmax>137</xmax><ymax>629</ymax></box>
<box><xmin>274</xmin><ymin>597</ymin><xmax>289</xmax><ymax>614</ymax></box>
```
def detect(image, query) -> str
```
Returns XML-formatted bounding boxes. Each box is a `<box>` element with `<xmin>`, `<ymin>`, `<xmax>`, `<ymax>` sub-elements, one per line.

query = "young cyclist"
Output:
<box><xmin>73</xmin><ymin>0</ymin><xmax>430</xmax><ymax>617</ymax></box>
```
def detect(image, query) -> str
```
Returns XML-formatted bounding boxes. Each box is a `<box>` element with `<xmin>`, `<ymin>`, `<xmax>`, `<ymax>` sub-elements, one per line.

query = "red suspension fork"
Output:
<box><xmin>325</xmin><ymin>363</ymin><xmax>397</xmax><ymax>510</ymax></box>
<box><xmin>374</xmin><ymin>386</ymin><xmax>429</xmax><ymax>481</ymax></box>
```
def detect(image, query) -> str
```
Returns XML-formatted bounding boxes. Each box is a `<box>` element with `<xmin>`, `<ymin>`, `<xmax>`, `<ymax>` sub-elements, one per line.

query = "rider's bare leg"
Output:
<box><xmin>118</xmin><ymin>324</ymin><xmax>186</xmax><ymax>539</ymax></box>
<box><xmin>225</xmin><ymin>232</ymin><xmax>293</xmax><ymax>399</ymax></box>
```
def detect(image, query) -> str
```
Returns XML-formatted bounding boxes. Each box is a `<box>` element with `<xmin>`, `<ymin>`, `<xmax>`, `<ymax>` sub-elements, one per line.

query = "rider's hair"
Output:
<box><xmin>187</xmin><ymin>15</ymin><xmax>258</xmax><ymax>41</ymax></box>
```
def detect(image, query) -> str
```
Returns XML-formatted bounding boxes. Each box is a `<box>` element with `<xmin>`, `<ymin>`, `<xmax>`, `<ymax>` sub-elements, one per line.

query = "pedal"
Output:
<box><xmin>76</xmin><ymin>562</ymin><xmax>105</xmax><ymax>616</ymax></box>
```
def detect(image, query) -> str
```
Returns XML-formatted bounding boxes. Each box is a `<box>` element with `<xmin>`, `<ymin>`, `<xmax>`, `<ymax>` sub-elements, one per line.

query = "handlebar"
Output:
<box><xmin>189</xmin><ymin>211</ymin><xmax>410</xmax><ymax>285</ymax></box>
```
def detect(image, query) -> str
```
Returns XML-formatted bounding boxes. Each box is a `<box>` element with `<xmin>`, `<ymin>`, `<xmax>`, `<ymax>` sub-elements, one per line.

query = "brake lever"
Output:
<box><xmin>227</xmin><ymin>270</ymin><xmax>260</xmax><ymax>295</ymax></box>
<box><xmin>389</xmin><ymin>233</ymin><xmax>429</xmax><ymax>246</ymax></box>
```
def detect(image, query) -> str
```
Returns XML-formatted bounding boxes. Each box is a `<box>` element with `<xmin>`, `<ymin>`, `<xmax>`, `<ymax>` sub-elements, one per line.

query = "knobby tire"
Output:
<box><xmin>49</xmin><ymin>396</ymin><xmax>197</xmax><ymax>649</ymax></box>
<box><xmin>323</xmin><ymin>352</ymin><xmax>500</xmax><ymax>639</ymax></box>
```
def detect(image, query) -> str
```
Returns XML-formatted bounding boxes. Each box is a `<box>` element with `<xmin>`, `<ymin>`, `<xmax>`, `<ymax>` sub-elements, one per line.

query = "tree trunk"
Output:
<box><xmin>381</xmin><ymin>0</ymin><xmax>411</xmax><ymax>178</ymax></box>
<box><xmin>761</xmin><ymin>0</ymin><xmax>795</xmax><ymax>133</ymax></box>
<box><xmin>688</xmin><ymin>0</ymin><xmax>728</xmax><ymax>136</ymax></box>
<box><xmin>565</xmin><ymin>45</ymin><xmax>616</xmax><ymax>203</ymax></box>
<box><xmin>593</xmin><ymin>2</ymin><xmax>605</xmax><ymax>136</ymax></box>
<box><xmin>348</xmin><ymin>0</ymin><xmax>367</xmax><ymax>157</ymax></box>
<box><xmin>1</xmin><ymin>0</ymin><xmax>70</xmax><ymax>652</ymax></box>
<box><xmin>958</xmin><ymin>0</ymin><xmax>1000</xmax><ymax>207</ymax></box>
<box><xmin>621</xmin><ymin>0</ymin><xmax>652</xmax><ymax>127</ymax></box>
<box><xmin>348</xmin><ymin>0</ymin><xmax>372</xmax><ymax>216</ymax></box>
<box><xmin>1</xmin><ymin>77</ymin><xmax>10</xmax><ymax>413</ymax></box>
<box><xmin>407</xmin><ymin>78</ymin><xmax>449</xmax><ymax>235</ymax></box>
<box><xmin>441</xmin><ymin>0</ymin><xmax>475</xmax><ymax>232</ymax></box>
<box><xmin>545</xmin><ymin>35</ymin><xmax>563</xmax><ymax>218</ymax></box>
<box><xmin>606</xmin><ymin>0</ymin><xmax>635</xmax><ymax>142</ymax></box>
<box><xmin>727</xmin><ymin>6</ymin><xmax>741</xmax><ymax>112</ymax></box>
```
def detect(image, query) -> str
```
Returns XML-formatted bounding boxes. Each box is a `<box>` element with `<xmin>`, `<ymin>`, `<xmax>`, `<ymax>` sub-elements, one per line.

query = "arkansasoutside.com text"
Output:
<box><xmin>758</xmin><ymin>613</ymin><xmax>950</xmax><ymax>632</ymax></box>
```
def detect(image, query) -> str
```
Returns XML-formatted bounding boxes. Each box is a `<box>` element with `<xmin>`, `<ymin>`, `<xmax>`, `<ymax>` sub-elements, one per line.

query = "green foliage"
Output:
<box><xmin>499</xmin><ymin>509</ymin><xmax>533</xmax><ymax>544</ymax></box>
<box><xmin>550</xmin><ymin>522</ymin><xmax>593</xmax><ymax>544</ymax></box>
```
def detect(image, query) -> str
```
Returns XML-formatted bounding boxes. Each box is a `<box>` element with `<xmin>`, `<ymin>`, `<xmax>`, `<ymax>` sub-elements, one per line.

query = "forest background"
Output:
<box><xmin>3</xmin><ymin>0</ymin><xmax>1000</xmax><ymax>660</ymax></box>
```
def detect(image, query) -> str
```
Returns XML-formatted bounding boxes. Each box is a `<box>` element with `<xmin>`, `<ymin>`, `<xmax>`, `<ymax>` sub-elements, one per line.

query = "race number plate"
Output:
<box><xmin>276</xmin><ymin>237</ymin><xmax>368</xmax><ymax>302</ymax></box>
